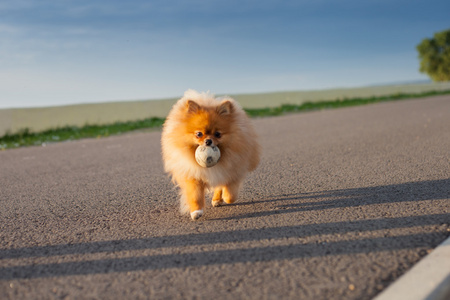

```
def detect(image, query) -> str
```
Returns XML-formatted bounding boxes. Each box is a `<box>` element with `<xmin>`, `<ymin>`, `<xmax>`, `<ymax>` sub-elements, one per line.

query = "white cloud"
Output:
<box><xmin>0</xmin><ymin>0</ymin><xmax>36</xmax><ymax>11</ymax></box>
<box><xmin>0</xmin><ymin>24</ymin><xmax>21</xmax><ymax>34</ymax></box>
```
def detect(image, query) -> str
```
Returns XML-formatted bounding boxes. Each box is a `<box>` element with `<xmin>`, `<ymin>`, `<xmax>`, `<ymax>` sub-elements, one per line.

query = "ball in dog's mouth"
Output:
<box><xmin>195</xmin><ymin>145</ymin><xmax>221</xmax><ymax>168</ymax></box>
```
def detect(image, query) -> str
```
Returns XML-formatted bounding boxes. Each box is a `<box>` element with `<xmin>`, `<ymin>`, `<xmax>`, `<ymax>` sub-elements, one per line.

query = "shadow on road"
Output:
<box><xmin>1</xmin><ymin>179</ymin><xmax>449</xmax><ymax>280</ymax></box>
<box><xmin>221</xmin><ymin>178</ymin><xmax>450</xmax><ymax>220</ymax></box>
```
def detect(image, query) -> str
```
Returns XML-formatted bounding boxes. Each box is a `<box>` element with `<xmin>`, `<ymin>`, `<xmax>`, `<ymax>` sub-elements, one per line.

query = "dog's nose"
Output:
<box><xmin>205</xmin><ymin>139</ymin><xmax>212</xmax><ymax>146</ymax></box>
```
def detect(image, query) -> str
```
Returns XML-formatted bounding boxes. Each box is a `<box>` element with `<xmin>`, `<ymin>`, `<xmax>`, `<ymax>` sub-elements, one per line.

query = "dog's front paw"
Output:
<box><xmin>211</xmin><ymin>199</ymin><xmax>224</xmax><ymax>207</ymax></box>
<box><xmin>190</xmin><ymin>210</ymin><xmax>204</xmax><ymax>220</ymax></box>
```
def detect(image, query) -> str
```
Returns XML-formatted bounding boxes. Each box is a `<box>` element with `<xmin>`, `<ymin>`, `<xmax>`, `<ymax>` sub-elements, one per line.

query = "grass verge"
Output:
<box><xmin>1</xmin><ymin>89</ymin><xmax>450</xmax><ymax>150</ymax></box>
<box><xmin>0</xmin><ymin>117</ymin><xmax>165</xmax><ymax>150</ymax></box>
<box><xmin>243</xmin><ymin>89</ymin><xmax>450</xmax><ymax>117</ymax></box>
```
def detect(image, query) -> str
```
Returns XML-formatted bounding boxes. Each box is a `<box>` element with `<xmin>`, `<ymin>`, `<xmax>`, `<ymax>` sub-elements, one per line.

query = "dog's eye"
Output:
<box><xmin>195</xmin><ymin>132</ymin><xmax>203</xmax><ymax>138</ymax></box>
<box><xmin>214</xmin><ymin>131</ymin><xmax>221</xmax><ymax>138</ymax></box>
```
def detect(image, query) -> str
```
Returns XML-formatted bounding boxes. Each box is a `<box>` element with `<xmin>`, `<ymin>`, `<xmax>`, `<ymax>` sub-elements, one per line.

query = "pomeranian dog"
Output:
<box><xmin>161</xmin><ymin>89</ymin><xmax>260</xmax><ymax>220</ymax></box>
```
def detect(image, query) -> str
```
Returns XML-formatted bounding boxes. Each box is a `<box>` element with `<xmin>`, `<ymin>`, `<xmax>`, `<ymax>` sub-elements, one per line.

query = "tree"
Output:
<box><xmin>416</xmin><ymin>29</ymin><xmax>450</xmax><ymax>81</ymax></box>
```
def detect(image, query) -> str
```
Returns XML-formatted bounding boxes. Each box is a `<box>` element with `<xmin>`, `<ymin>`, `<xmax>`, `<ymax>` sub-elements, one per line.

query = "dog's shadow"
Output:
<box><xmin>211</xmin><ymin>178</ymin><xmax>450</xmax><ymax>220</ymax></box>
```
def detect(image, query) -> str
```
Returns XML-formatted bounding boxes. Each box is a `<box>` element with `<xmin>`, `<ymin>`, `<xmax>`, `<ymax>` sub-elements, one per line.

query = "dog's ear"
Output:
<box><xmin>217</xmin><ymin>100</ymin><xmax>233</xmax><ymax>115</ymax></box>
<box><xmin>186</xmin><ymin>100</ymin><xmax>201</xmax><ymax>113</ymax></box>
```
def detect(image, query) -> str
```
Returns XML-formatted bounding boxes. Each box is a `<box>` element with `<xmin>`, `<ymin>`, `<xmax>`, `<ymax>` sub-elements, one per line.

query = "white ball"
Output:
<box><xmin>195</xmin><ymin>145</ymin><xmax>221</xmax><ymax>168</ymax></box>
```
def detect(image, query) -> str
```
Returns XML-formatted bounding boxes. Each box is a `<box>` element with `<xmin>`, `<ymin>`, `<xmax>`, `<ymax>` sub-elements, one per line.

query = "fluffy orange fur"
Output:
<box><xmin>161</xmin><ymin>90</ymin><xmax>260</xmax><ymax>220</ymax></box>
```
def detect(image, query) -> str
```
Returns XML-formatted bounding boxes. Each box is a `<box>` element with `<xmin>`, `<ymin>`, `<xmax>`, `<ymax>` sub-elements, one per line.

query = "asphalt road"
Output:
<box><xmin>1</xmin><ymin>95</ymin><xmax>449</xmax><ymax>300</ymax></box>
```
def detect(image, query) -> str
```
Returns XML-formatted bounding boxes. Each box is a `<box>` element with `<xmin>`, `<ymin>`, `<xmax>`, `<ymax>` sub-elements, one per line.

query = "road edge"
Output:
<box><xmin>373</xmin><ymin>235</ymin><xmax>450</xmax><ymax>300</ymax></box>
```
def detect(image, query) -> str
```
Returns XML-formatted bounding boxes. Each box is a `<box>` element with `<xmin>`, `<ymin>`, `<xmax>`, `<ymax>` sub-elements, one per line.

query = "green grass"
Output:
<box><xmin>243</xmin><ymin>89</ymin><xmax>450</xmax><ymax>117</ymax></box>
<box><xmin>0</xmin><ymin>117</ymin><xmax>164</xmax><ymax>150</ymax></box>
<box><xmin>1</xmin><ymin>89</ymin><xmax>450</xmax><ymax>150</ymax></box>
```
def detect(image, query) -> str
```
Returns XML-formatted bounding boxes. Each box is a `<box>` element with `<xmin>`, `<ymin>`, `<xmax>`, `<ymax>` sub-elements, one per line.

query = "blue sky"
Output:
<box><xmin>1</xmin><ymin>0</ymin><xmax>449</xmax><ymax>108</ymax></box>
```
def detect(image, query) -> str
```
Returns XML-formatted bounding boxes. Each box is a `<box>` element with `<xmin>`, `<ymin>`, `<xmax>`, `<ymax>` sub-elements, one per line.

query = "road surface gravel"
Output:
<box><xmin>1</xmin><ymin>95</ymin><xmax>449</xmax><ymax>299</ymax></box>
